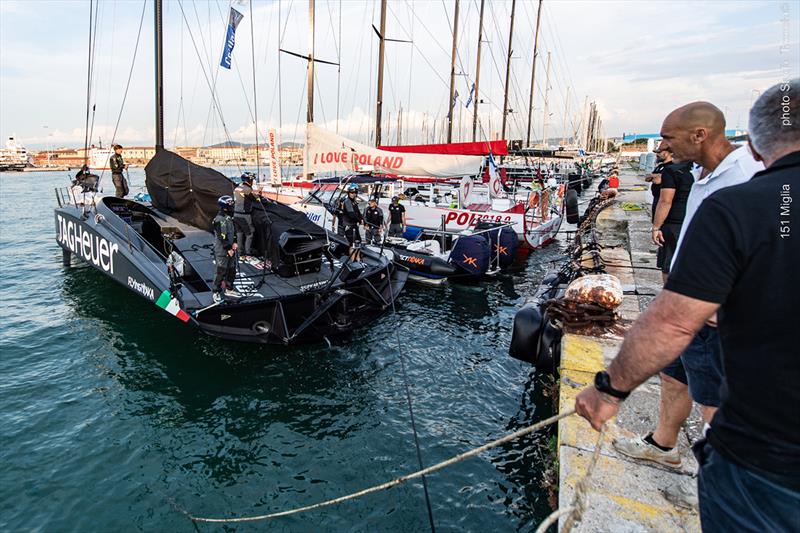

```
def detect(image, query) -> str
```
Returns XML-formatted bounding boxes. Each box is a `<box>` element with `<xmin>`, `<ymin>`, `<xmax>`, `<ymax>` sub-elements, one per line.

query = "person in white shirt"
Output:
<box><xmin>612</xmin><ymin>103</ymin><xmax>763</xmax><ymax>506</ymax></box>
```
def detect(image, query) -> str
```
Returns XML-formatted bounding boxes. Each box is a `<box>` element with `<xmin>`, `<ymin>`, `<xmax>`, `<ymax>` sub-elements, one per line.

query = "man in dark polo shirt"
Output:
<box><xmin>651</xmin><ymin>156</ymin><xmax>693</xmax><ymax>280</ymax></box>
<box><xmin>576</xmin><ymin>80</ymin><xmax>799</xmax><ymax>530</ymax></box>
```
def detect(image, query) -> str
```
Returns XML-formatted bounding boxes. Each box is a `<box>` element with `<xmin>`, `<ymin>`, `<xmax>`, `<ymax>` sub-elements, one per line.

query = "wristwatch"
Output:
<box><xmin>594</xmin><ymin>371</ymin><xmax>630</xmax><ymax>400</ymax></box>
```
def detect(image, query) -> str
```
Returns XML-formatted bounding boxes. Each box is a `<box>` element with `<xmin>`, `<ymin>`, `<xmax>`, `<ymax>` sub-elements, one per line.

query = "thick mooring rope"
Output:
<box><xmin>185</xmin><ymin>409</ymin><xmax>577</xmax><ymax>524</ymax></box>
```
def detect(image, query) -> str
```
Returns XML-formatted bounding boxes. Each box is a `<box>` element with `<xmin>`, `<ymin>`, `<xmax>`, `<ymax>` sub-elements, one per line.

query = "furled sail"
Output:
<box><xmin>305</xmin><ymin>124</ymin><xmax>484</xmax><ymax>178</ymax></box>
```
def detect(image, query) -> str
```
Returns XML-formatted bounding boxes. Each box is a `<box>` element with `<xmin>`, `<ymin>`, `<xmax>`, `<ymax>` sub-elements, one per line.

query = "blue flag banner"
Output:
<box><xmin>220</xmin><ymin>7</ymin><xmax>244</xmax><ymax>69</ymax></box>
<box><xmin>465</xmin><ymin>82</ymin><xmax>475</xmax><ymax>109</ymax></box>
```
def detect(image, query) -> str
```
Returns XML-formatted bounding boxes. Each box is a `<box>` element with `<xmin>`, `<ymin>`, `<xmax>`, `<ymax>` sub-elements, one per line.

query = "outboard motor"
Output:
<box><xmin>476</xmin><ymin>221</ymin><xmax>518</xmax><ymax>269</ymax></box>
<box><xmin>448</xmin><ymin>235</ymin><xmax>491</xmax><ymax>279</ymax></box>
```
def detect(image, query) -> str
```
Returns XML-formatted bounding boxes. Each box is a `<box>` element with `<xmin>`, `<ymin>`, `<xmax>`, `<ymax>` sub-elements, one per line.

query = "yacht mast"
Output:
<box><xmin>471</xmin><ymin>0</ymin><xmax>485</xmax><ymax>142</ymax></box>
<box><xmin>375</xmin><ymin>0</ymin><xmax>387</xmax><ymax>146</ymax></box>
<box><xmin>446</xmin><ymin>0</ymin><xmax>460</xmax><ymax>143</ymax></box>
<box><xmin>500</xmin><ymin>0</ymin><xmax>516</xmax><ymax>142</ymax></box>
<box><xmin>154</xmin><ymin>0</ymin><xmax>164</xmax><ymax>152</ymax></box>
<box><xmin>525</xmin><ymin>0</ymin><xmax>542</xmax><ymax>147</ymax></box>
<box><xmin>541</xmin><ymin>51</ymin><xmax>551</xmax><ymax>147</ymax></box>
<box><xmin>307</xmin><ymin>0</ymin><xmax>315</xmax><ymax>124</ymax></box>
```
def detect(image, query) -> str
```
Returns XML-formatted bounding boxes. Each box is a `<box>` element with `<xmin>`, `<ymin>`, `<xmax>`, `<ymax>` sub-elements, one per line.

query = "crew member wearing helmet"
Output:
<box><xmin>388</xmin><ymin>196</ymin><xmax>406</xmax><ymax>237</ymax></box>
<box><xmin>234</xmin><ymin>172</ymin><xmax>258</xmax><ymax>259</ymax></box>
<box><xmin>212</xmin><ymin>195</ymin><xmax>239</xmax><ymax>302</ymax></box>
<box><xmin>337</xmin><ymin>183</ymin><xmax>363</xmax><ymax>245</ymax></box>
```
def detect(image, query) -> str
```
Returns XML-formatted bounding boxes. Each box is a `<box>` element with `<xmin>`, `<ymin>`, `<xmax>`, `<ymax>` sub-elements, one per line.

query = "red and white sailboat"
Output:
<box><xmin>288</xmin><ymin>125</ymin><xmax>563</xmax><ymax>249</ymax></box>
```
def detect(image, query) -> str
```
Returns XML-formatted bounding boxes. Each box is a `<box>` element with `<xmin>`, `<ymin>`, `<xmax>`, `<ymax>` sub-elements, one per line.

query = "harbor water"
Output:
<box><xmin>1</xmin><ymin>169</ymin><xmax>563</xmax><ymax>531</ymax></box>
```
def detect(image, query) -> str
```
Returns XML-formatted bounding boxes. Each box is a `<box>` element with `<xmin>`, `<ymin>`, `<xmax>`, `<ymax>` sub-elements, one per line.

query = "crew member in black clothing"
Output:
<box><xmin>212</xmin><ymin>195</ymin><xmax>239</xmax><ymax>303</ymax></box>
<box><xmin>109</xmin><ymin>144</ymin><xmax>128</xmax><ymax>198</ymax></box>
<box><xmin>645</xmin><ymin>147</ymin><xmax>670</xmax><ymax>208</ymax></box>
<box><xmin>233</xmin><ymin>172</ymin><xmax>257</xmax><ymax>258</ymax></box>
<box><xmin>651</xmin><ymin>152</ymin><xmax>694</xmax><ymax>281</ymax></box>
<box><xmin>576</xmin><ymin>80</ymin><xmax>800</xmax><ymax>531</ymax></box>
<box><xmin>363</xmin><ymin>197</ymin><xmax>384</xmax><ymax>244</ymax></box>
<box><xmin>388</xmin><ymin>196</ymin><xmax>406</xmax><ymax>237</ymax></box>
<box><xmin>337</xmin><ymin>183</ymin><xmax>363</xmax><ymax>246</ymax></box>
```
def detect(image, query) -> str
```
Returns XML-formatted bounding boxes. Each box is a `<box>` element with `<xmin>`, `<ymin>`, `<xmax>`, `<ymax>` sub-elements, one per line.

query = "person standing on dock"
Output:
<box><xmin>388</xmin><ymin>196</ymin><xmax>406</xmax><ymax>237</ymax></box>
<box><xmin>363</xmin><ymin>197</ymin><xmax>384</xmax><ymax>245</ymax></box>
<box><xmin>576</xmin><ymin>81</ymin><xmax>799</xmax><ymax>531</ymax></box>
<box><xmin>650</xmin><ymin>151</ymin><xmax>693</xmax><ymax>282</ymax></box>
<box><xmin>109</xmin><ymin>144</ymin><xmax>128</xmax><ymax>198</ymax></box>
<box><xmin>212</xmin><ymin>195</ymin><xmax>239</xmax><ymax>303</ymax></box>
<box><xmin>613</xmin><ymin>102</ymin><xmax>763</xmax><ymax>508</ymax></box>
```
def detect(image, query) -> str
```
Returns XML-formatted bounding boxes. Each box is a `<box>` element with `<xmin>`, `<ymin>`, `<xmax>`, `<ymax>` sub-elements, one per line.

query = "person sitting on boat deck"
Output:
<box><xmin>337</xmin><ymin>183</ymin><xmax>363</xmax><ymax>246</ymax></box>
<box><xmin>388</xmin><ymin>196</ymin><xmax>406</xmax><ymax>237</ymax></box>
<box><xmin>363</xmin><ymin>197</ymin><xmax>384</xmax><ymax>245</ymax></box>
<box><xmin>73</xmin><ymin>164</ymin><xmax>99</xmax><ymax>192</ymax></box>
<box><xmin>212</xmin><ymin>195</ymin><xmax>240</xmax><ymax>303</ymax></box>
<box><xmin>109</xmin><ymin>144</ymin><xmax>129</xmax><ymax>198</ymax></box>
<box><xmin>234</xmin><ymin>172</ymin><xmax>258</xmax><ymax>259</ymax></box>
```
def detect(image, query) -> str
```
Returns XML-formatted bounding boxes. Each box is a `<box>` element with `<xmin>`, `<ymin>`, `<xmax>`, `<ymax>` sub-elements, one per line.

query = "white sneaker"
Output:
<box><xmin>663</xmin><ymin>478</ymin><xmax>698</xmax><ymax>510</ymax></box>
<box><xmin>224</xmin><ymin>288</ymin><xmax>241</xmax><ymax>298</ymax></box>
<box><xmin>612</xmin><ymin>434</ymin><xmax>681</xmax><ymax>468</ymax></box>
<box><xmin>212</xmin><ymin>292</ymin><xmax>223</xmax><ymax>303</ymax></box>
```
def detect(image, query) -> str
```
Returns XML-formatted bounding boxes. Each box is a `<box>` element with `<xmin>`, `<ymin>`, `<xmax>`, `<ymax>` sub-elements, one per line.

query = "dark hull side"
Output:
<box><xmin>55</xmin><ymin>204</ymin><xmax>408</xmax><ymax>345</ymax></box>
<box><xmin>54</xmin><ymin>207</ymin><xmax>188</xmax><ymax>319</ymax></box>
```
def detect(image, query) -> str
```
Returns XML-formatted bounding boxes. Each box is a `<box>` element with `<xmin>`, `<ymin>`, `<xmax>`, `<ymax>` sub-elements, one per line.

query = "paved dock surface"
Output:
<box><xmin>557</xmin><ymin>169</ymin><xmax>702</xmax><ymax>532</ymax></box>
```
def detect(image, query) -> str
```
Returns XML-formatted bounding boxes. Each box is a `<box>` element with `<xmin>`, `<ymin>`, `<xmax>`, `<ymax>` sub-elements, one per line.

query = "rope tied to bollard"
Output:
<box><xmin>180</xmin><ymin>408</ymin><xmax>577</xmax><ymax>524</ymax></box>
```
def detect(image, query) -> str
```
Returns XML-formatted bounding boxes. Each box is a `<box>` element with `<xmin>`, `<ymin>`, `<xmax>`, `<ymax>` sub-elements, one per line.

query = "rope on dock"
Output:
<box><xmin>538</xmin><ymin>424</ymin><xmax>607</xmax><ymax>533</ymax></box>
<box><xmin>184</xmin><ymin>408</ymin><xmax>577</xmax><ymax>524</ymax></box>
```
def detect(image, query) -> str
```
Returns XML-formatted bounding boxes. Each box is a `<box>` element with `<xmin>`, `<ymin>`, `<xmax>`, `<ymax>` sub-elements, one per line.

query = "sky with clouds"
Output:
<box><xmin>1</xmin><ymin>0</ymin><xmax>797</xmax><ymax>149</ymax></box>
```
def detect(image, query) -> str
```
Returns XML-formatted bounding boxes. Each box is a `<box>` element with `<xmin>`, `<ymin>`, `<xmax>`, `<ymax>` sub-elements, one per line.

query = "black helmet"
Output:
<box><xmin>391</xmin><ymin>195</ymin><xmax>399</xmax><ymax>203</ymax></box>
<box><xmin>218</xmin><ymin>195</ymin><xmax>235</xmax><ymax>211</ymax></box>
<box><xmin>241</xmin><ymin>172</ymin><xmax>255</xmax><ymax>184</ymax></box>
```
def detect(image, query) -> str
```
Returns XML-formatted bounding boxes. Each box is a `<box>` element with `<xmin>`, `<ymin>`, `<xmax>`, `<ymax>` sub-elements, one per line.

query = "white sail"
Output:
<box><xmin>305</xmin><ymin>124</ymin><xmax>483</xmax><ymax>178</ymax></box>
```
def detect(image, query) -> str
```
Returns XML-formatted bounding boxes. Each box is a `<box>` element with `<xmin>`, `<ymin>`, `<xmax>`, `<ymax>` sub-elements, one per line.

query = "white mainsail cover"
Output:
<box><xmin>304</xmin><ymin>123</ymin><xmax>484</xmax><ymax>178</ymax></box>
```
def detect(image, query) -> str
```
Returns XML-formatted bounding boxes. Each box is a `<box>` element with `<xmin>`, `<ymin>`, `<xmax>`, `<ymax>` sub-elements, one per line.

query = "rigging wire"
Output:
<box><xmin>249</xmin><ymin>0</ymin><xmax>261</xmax><ymax>178</ymax></box>
<box><xmin>87</xmin><ymin>0</ymin><xmax>103</xmax><ymax>149</ymax></box>
<box><xmin>176</xmin><ymin>0</ymin><xmax>240</xmax><ymax>172</ymax></box>
<box><xmin>110</xmin><ymin>0</ymin><xmax>148</xmax><ymax>147</ymax></box>
<box><xmin>83</xmin><ymin>0</ymin><xmax>94</xmax><ymax>164</ymax></box>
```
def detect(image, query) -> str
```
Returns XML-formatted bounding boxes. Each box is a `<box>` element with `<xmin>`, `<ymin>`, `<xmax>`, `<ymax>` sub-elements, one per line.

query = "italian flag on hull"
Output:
<box><xmin>155</xmin><ymin>290</ymin><xmax>191</xmax><ymax>323</ymax></box>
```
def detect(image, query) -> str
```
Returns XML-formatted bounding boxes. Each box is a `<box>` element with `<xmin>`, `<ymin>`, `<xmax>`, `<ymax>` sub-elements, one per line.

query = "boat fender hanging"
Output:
<box><xmin>535</xmin><ymin>312</ymin><xmax>562</xmax><ymax>375</ymax></box>
<box><xmin>565</xmin><ymin>189</ymin><xmax>580</xmax><ymax>224</ymax></box>
<box><xmin>508</xmin><ymin>304</ymin><xmax>545</xmax><ymax>365</ymax></box>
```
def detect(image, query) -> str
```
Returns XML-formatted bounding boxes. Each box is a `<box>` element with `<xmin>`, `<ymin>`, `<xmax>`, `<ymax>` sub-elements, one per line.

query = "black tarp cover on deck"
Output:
<box><xmin>145</xmin><ymin>150</ymin><xmax>329</xmax><ymax>266</ymax></box>
<box><xmin>145</xmin><ymin>150</ymin><xmax>235</xmax><ymax>230</ymax></box>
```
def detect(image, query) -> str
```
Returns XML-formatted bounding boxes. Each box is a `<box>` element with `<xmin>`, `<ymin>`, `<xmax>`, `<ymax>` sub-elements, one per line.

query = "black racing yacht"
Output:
<box><xmin>54</xmin><ymin>151</ymin><xmax>407</xmax><ymax>345</ymax></box>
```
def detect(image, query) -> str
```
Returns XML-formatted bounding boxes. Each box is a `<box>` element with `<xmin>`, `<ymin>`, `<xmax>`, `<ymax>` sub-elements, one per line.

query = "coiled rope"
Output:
<box><xmin>182</xmin><ymin>408</ymin><xmax>577</xmax><ymax>524</ymax></box>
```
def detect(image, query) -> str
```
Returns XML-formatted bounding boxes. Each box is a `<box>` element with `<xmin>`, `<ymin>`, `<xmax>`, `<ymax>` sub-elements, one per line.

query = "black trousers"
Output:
<box><xmin>213</xmin><ymin>253</ymin><xmax>236</xmax><ymax>292</ymax></box>
<box><xmin>112</xmin><ymin>173</ymin><xmax>129</xmax><ymax>198</ymax></box>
